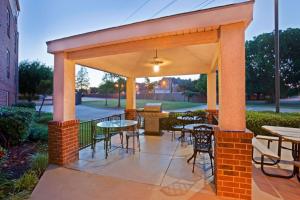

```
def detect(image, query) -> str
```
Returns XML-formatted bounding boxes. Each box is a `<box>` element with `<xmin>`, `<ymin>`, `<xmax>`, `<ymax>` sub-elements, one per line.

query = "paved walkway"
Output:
<box><xmin>31</xmin><ymin>134</ymin><xmax>300</xmax><ymax>200</ymax></box>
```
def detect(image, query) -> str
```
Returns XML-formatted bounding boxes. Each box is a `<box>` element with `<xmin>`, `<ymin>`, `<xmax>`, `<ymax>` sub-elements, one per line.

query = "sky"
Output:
<box><xmin>18</xmin><ymin>0</ymin><xmax>300</xmax><ymax>87</ymax></box>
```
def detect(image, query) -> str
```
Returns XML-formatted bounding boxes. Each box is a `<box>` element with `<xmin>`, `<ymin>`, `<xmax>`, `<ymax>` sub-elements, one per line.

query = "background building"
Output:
<box><xmin>0</xmin><ymin>0</ymin><xmax>20</xmax><ymax>106</ymax></box>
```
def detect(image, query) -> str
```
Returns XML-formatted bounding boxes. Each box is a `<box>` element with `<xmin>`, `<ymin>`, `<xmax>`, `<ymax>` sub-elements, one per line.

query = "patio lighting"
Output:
<box><xmin>153</xmin><ymin>64</ymin><xmax>160</xmax><ymax>72</ymax></box>
<box><xmin>152</xmin><ymin>49</ymin><xmax>163</xmax><ymax>73</ymax></box>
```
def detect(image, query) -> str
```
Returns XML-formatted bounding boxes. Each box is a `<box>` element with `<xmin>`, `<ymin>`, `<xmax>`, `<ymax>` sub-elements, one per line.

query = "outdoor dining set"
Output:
<box><xmin>89</xmin><ymin>110</ymin><xmax>216</xmax><ymax>174</ymax></box>
<box><xmin>89</xmin><ymin>110</ymin><xmax>300</xmax><ymax>180</ymax></box>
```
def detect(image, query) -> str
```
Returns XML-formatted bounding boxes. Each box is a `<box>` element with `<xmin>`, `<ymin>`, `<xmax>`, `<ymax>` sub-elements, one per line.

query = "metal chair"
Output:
<box><xmin>91</xmin><ymin>117</ymin><xmax>109</xmax><ymax>157</ymax></box>
<box><xmin>108</xmin><ymin>114</ymin><xmax>124</xmax><ymax>147</ymax></box>
<box><xmin>187</xmin><ymin>125</ymin><xmax>214</xmax><ymax>174</ymax></box>
<box><xmin>178</xmin><ymin>115</ymin><xmax>195</xmax><ymax>143</ymax></box>
<box><xmin>125</xmin><ymin>112</ymin><xmax>144</xmax><ymax>152</ymax></box>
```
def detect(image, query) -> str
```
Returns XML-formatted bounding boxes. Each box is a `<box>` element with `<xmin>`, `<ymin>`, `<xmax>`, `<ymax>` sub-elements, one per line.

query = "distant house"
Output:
<box><xmin>0</xmin><ymin>0</ymin><xmax>20</xmax><ymax>106</ymax></box>
<box><xmin>155</xmin><ymin>78</ymin><xmax>178</xmax><ymax>94</ymax></box>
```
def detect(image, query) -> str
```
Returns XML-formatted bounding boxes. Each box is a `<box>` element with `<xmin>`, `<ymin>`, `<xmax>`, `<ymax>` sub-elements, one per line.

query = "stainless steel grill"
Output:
<box><xmin>138</xmin><ymin>103</ymin><xmax>168</xmax><ymax>136</ymax></box>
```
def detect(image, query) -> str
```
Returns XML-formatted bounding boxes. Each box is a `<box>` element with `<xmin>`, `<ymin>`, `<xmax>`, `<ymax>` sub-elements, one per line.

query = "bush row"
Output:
<box><xmin>159</xmin><ymin>110</ymin><xmax>300</xmax><ymax>136</ymax></box>
<box><xmin>0</xmin><ymin>107</ymin><xmax>51</xmax><ymax>147</ymax></box>
<box><xmin>246</xmin><ymin>111</ymin><xmax>300</xmax><ymax>135</ymax></box>
<box><xmin>159</xmin><ymin>110</ymin><xmax>207</xmax><ymax>131</ymax></box>
<box><xmin>0</xmin><ymin>107</ymin><xmax>35</xmax><ymax>147</ymax></box>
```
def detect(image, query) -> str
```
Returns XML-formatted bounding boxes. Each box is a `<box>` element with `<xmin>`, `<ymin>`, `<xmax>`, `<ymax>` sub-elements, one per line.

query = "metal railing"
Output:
<box><xmin>78</xmin><ymin>113</ymin><xmax>124</xmax><ymax>150</ymax></box>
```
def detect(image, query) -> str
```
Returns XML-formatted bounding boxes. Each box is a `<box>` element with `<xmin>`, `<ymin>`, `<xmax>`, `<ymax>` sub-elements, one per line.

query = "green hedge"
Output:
<box><xmin>159</xmin><ymin>110</ymin><xmax>300</xmax><ymax>136</ymax></box>
<box><xmin>28</xmin><ymin>123</ymin><xmax>48</xmax><ymax>142</ymax></box>
<box><xmin>0</xmin><ymin>107</ymin><xmax>34</xmax><ymax>147</ymax></box>
<box><xmin>160</xmin><ymin>110</ymin><xmax>207</xmax><ymax>131</ymax></box>
<box><xmin>13</xmin><ymin>102</ymin><xmax>36</xmax><ymax>109</ymax></box>
<box><xmin>246</xmin><ymin>111</ymin><xmax>300</xmax><ymax>136</ymax></box>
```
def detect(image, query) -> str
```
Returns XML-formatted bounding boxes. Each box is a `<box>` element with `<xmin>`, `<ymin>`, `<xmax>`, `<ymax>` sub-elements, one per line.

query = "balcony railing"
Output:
<box><xmin>78</xmin><ymin>113</ymin><xmax>125</xmax><ymax>150</ymax></box>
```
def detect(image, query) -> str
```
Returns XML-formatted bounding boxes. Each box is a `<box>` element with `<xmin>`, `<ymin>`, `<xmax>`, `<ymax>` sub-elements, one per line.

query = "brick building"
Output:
<box><xmin>0</xmin><ymin>0</ymin><xmax>20</xmax><ymax>106</ymax></box>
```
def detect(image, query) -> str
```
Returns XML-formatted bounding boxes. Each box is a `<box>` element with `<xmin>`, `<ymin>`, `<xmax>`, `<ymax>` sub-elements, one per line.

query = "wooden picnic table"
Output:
<box><xmin>262</xmin><ymin>125</ymin><xmax>300</xmax><ymax>143</ymax></box>
<box><xmin>262</xmin><ymin>125</ymin><xmax>300</xmax><ymax>180</ymax></box>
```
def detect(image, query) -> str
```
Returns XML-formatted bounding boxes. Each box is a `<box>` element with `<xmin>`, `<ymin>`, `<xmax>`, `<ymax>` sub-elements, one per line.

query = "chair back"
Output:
<box><xmin>195</xmin><ymin>116</ymin><xmax>207</xmax><ymax>123</ymax></box>
<box><xmin>135</xmin><ymin>111</ymin><xmax>143</xmax><ymax>129</ymax></box>
<box><xmin>193</xmin><ymin>125</ymin><xmax>213</xmax><ymax>151</ymax></box>
<box><xmin>91</xmin><ymin>117</ymin><xmax>109</xmax><ymax>137</ymax></box>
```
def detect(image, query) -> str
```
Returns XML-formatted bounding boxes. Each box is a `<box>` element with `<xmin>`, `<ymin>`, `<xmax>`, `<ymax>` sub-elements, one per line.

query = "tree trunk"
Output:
<box><xmin>117</xmin><ymin>88</ymin><xmax>121</xmax><ymax>108</ymax></box>
<box><xmin>38</xmin><ymin>95</ymin><xmax>46</xmax><ymax>116</ymax></box>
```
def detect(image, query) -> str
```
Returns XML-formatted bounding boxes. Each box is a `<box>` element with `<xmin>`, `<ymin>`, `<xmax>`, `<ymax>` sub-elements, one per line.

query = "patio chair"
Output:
<box><xmin>179</xmin><ymin>115</ymin><xmax>195</xmax><ymax>143</ymax></box>
<box><xmin>125</xmin><ymin>112</ymin><xmax>144</xmax><ymax>152</ymax></box>
<box><xmin>91</xmin><ymin>117</ymin><xmax>110</xmax><ymax>157</ymax></box>
<box><xmin>108</xmin><ymin>114</ymin><xmax>124</xmax><ymax>147</ymax></box>
<box><xmin>169</xmin><ymin>112</ymin><xmax>182</xmax><ymax>141</ymax></box>
<box><xmin>187</xmin><ymin>125</ymin><xmax>214</xmax><ymax>174</ymax></box>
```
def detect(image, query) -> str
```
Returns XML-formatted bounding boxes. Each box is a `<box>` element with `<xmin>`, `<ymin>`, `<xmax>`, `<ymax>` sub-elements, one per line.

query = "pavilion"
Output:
<box><xmin>47</xmin><ymin>1</ymin><xmax>254</xmax><ymax>199</ymax></box>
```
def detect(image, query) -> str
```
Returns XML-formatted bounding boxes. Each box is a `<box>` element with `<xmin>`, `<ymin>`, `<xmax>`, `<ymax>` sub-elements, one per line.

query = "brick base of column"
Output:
<box><xmin>125</xmin><ymin>109</ymin><xmax>137</xmax><ymax>120</ymax></box>
<box><xmin>48</xmin><ymin>120</ymin><xmax>79</xmax><ymax>165</ymax></box>
<box><xmin>214</xmin><ymin>127</ymin><xmax>253</xmax><ymax>200</ymax></box>
<box><xmin>206</xmin><ymin>109</ymin><xmax>219</xmax><ymax>124</ymax></box>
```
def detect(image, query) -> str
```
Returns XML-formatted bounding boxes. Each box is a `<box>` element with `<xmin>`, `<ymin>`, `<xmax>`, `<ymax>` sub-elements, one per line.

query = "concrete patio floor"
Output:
<box><xmin>31</xmin><ymin>133</ymin><xmax>300</xmax><ymax>200</ymax></box>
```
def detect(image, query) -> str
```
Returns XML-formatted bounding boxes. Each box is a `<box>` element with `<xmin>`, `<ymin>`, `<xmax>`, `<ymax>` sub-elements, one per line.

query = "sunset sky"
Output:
<box><xmin>19</xmin><ymin>0</ymin><xmax>300</xmax><ymax>86</ymax></box>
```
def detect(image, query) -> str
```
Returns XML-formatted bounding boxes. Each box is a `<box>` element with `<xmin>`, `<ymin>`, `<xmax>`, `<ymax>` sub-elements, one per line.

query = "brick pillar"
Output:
<box><xmin>214</xmin><ymin>127</ymin><xmax>253</xmax><ymax>199</ymax></box>
<box><xmin>206</xmin><ymin>109</ymin><xmax>218</xmax><ymax>124</ymax></box>
<box><xmin>48</xmin><ymin>120</ymin><xmax>79</xmax><ymax>165</ymax></box>
<box><xmin>125</xmin><ymin>109</ymin><xmax>137</xmax><ymax>120</ymax></box>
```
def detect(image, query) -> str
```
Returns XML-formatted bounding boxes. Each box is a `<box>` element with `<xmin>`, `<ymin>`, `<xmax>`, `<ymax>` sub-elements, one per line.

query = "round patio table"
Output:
<box><xmin>97</xmin><ymin>120</ymin><xmax>137</xmax><ymax>129</ymax></box>
<box><xmin>184</xmin><ymin>123</ymin><xmax>216</xmax><ymax>131</ymax></box>
<box><xmin>97</xmin><ymin>120</ymin><xmax>137</xmax><ymax>158</ymax></box>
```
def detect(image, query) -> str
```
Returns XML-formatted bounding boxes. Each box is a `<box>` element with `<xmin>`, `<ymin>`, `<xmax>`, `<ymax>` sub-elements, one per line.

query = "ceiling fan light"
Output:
<box><xmin>153</xmin><ymin>64</ymin><xmax>160</xmax><ymax>72</ymax></box>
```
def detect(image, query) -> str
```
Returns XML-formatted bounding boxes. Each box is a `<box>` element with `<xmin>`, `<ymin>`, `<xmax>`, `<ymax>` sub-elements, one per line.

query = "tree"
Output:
<box><xmin>177</xmin><ymin>79</ymin><xmax>196</xmax><ymax>102</ymax></box>
<box><xmin>246</xmin><ymin>28</ymin><xmax>300</xmax><ymax>101</ymax></box>
<box><xmin>76</xmin><ymin>67</ymin><xmax>90</xmax><ymax>93</ymax></box>
<box><xmin>19</xmin><ymin>60</ymin><xmax>53</xmax><ymax>102</ymax></box>
<box><xmin>102</xmin><ymin>72</ymin><xmax>125</xmax><ymax>108</ymax></box>
<box><xmin>195</xmin><ymin>74</ymin><xmax>207</xmax><ymax>95</ymax></box>
<box><xmin>37</xmin><ymin>79</ymin><xmax>53</xmax><ymax>116</ymax></box>
<box><xmin>98</xmin><ymin>80</ymin><xmax>115</xmax><ymax>106</ymax></box>
<box><xmin>144</xmin><ymin>77</ymin><xmax>156</xmax><ymax>94</ymax></box>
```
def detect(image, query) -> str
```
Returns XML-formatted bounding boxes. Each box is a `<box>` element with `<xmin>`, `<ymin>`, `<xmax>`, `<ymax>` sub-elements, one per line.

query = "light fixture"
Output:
<box><xmin>151</xmin><ymin>49</ymin><xmax>163</xmax><ymax>73</ymax></box>
<box><xmin>153</xmin><ymin>64</ymin><xmax>160</xmax><ymax>72</ymax></box>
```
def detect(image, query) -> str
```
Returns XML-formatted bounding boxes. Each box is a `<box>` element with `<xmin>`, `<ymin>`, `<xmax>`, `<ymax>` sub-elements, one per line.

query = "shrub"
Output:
<box><xmin>0</xmin><ymin>146</ymin><xmax>6</xmax><ymax>160</ymax></box>
<box><xmin>31</xmin><ymin>153</ymin><xmax>48</xmax><ymax>177</ymax></box>
<box><xmin>246</xmin><ymin>111</ymin><xmax>300</xmax><ymax>135</ymax></box>
<box><xmin>13</xmin><ymin>102</ymin><xmax>36</xmax><ymax>109</ymax></box>
<box><xmin>0</xmin><ymin>107</ymin><xmax>34</xmax><ymax>147</ymax></box>
<box><xmin>14</xmin><ymin>171</ymin><xmax>38</xmax><ymax>192</ymax></box>
<box><xmin>0</xmin><ymin>173</ymin><xmax>14</xmax><ymax>199</ymax></box>
<box><xmin>9</xmin><ymin>190</ymin><xmax>31</xmax><ymax>200</ymax></box>
<box><xmin>34</xmin><ymin>113</ymin><xmax>52</xmax><ymax>124</ymax></box>
<box><xmin>160</xmin><ymin>110</ymin><xmax>207</xmax><ymax>131</ymax></box>
<box><xmin>28</xmin><ymin>123</ymin><xmax>48</xmax><ymax>142</ymax></box>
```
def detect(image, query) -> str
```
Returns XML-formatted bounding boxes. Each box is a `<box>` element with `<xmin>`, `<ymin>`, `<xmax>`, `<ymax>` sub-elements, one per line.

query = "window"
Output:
<box><xmin>6</xmin><ymin>50</ymin><xmax>10</xmax><ymax>79</ymax></box>
<box><xmin>14</xmin><ymin>31</ymin><xmax>19</xmax><ymax>53</ymax></box>
<box><xmin>7</xmin><ymin>8</ymin><xmax>10</xmax><ymax>38</ymax></box>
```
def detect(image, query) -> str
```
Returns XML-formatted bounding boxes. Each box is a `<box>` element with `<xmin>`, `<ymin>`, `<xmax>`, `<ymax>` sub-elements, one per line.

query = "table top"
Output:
<box><xmin>184</xmin><ymin>123</ymin><xmax>216</xmax><ymax>130</ymax></box>
<box><xmin>97</xmin><ymin>120</ymin><xmax>137</xmax><ymax>128</ymax></box>
<box><xmin>177</xmin><ymin>116</ymin><xmax>198</xmax><ymax>121</ymax></box>
<box><xmin>262</xmin><ymin>125</ymin><xmax>300</xmax><ymax>143</ymax></box>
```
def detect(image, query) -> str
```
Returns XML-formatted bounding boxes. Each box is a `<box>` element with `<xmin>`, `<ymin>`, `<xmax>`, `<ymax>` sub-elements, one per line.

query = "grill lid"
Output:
<box><xmin>144</xmin><ymin>103</ymin><xmax>162</xmax><ymax>112</ymax></box>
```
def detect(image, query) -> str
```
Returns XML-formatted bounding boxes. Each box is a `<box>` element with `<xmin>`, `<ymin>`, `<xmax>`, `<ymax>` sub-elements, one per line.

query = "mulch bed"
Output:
<box><xmin>0</xmin><ymin>142</ymin><xmax>38</xmax><ymax>179</ymax></box>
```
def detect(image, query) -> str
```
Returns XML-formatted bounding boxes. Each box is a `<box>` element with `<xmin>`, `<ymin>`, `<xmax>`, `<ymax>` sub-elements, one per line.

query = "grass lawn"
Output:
<box><xmin>82</xmin><ymin>99</ymin><xmax>202</xmax><ymax>110</ymax></box>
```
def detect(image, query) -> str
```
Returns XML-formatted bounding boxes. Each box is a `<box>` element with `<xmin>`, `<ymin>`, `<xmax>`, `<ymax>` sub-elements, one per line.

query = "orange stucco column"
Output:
<box><xmin>125</xmin><ymin>77</ymin><xmax>136</xmax><ymax>119</ymax></box>
<box><xmin>49</xmin><ymin>53</ymin><xmax>78</xmax><ymax>166</ymax></box>
<box><xmin>218</xmin><ymin>23</ymin><xmax>246</xmax><ymax>131</ymax></box>
<box><xmin>207</xmin><ymin>72</ymin><xmax>217</xmax><ymax>110</ymax></box>
<box><xmin>53</xmin><ymin>53</ymin><xmax>76</xmax><ymax>121</ymax></box>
